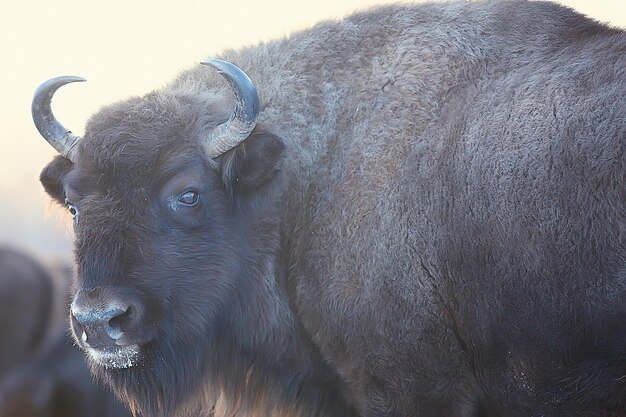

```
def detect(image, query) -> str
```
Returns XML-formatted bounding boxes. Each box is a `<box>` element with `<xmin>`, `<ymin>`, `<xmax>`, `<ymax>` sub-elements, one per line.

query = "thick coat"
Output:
<box><xmin>38</xmin><ymin>1</ymin><xmax>625</xmax><ymax>416</ymax></box>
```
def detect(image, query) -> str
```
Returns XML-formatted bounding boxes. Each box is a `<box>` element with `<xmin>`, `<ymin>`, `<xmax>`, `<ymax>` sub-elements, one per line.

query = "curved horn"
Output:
<box><xmin>200</xmin><ymin>59</ymin><xmax>260</xmax><ymax>159</ymax></box>
<box><xmin>32</xmin><ymin>76</ymin><xmax>86</xmax><ymax>161</ymax></box>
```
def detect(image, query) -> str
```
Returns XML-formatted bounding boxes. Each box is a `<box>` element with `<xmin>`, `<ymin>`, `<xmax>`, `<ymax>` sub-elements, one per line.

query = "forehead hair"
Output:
<box><xmin>76</xmin><ymin>91</ymin><xmax>227</xmax><ymax>188</ymax></box>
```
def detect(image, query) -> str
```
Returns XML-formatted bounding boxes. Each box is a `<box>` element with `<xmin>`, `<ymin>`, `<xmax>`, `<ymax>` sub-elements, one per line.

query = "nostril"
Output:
<box><xmin>107</xmin><ymin>306</ymin><xmax>133</xmax><ymax>339</ymax></box>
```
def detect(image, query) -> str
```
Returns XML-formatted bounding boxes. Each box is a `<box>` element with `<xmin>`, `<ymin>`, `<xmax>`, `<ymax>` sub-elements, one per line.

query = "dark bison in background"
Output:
<box><xmin>0</xmin><ymin>248</ymin><xmax>53</xmax><ymax>378</ymax></box>
<box><xmin>0</xmin><ymin>328</ymin><xmax>132</xmax><ymax>417</ymax></box>
<box><xmin>32</xmin><ymin>1</ymin><xmax>625</xmax><ymax>416</ymax></box>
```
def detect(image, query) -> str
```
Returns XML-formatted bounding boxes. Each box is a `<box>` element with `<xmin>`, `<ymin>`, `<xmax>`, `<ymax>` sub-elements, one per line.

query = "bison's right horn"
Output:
<box><xmin>32</xmin><ymin>76</ymin><xmax>85</xmax><ymax>161</ymax></box>
<box><xmin>200</xmin><ymin>59</ymin><xmax>260</xmax><ymax>159</ymax></box>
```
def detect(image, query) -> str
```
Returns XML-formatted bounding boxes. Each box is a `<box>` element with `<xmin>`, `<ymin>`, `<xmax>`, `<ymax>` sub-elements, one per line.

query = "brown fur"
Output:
<box><xmin>40</xmin><ymin>1</ymin><xmax>625</xmax><ymax>416</ymax></box>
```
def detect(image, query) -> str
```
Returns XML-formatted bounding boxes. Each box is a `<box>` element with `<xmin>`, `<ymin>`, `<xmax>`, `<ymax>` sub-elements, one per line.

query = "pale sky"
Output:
<box><xmin>1</xmin><ymin>0</ymin><xmax>624</xmax><ymax>263</ymax></box>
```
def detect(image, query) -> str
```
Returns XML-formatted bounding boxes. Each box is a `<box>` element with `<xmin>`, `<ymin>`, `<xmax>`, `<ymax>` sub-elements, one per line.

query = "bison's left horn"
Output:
<box><xmin>200</xmin><ymin>59</ymin><xmax>260</xmax><ymax>158</ymax></box>
<box><xmin>32</xmin><ymin>76</ymin><xmax>85</xmax><ymax>161</ymax></box>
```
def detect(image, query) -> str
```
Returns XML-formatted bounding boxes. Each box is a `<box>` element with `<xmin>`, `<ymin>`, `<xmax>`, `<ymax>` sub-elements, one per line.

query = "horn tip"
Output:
<box><xmin>200</xmin><ymin>59</ymin><xmax>223</xmax><ymax>71</ymax></box>
<box><xmin>34</xmin><ymin>76</ymin><xmax>87</xmax><ymax>97</ymax></box>
<box><xmin>60</xmin><ymin>75</ymin><xmax>87</xmax><ymax>84</ymax></box>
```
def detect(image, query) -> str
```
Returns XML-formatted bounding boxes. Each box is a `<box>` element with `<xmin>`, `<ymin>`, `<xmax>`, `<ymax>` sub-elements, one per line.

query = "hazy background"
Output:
<box><xmin>1</xmin><ymin>0</ymin><xmax>625</xmax><ymax>265</ymax></box>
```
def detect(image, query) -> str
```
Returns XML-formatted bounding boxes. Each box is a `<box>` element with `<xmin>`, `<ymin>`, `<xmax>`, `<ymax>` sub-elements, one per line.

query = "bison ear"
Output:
<box><xmin>40</xmin><ymin>156</ymin><xmax>72</xmax><ymax>205</ymax></box>
<box><xmin>219</xmin><ymin>128</ymin><xmax>285</xmax><ymax>198</ymax></box>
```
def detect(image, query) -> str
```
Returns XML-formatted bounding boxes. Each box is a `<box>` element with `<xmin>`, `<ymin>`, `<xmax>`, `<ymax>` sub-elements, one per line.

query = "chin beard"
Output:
<box><xmin>88</xmin><ymin>333</ymin><xmax>214</xmax><ymax>417</ymax></box>
<box><xmin>85</xmin><ymin>325</ymin><xmax>355</xmax><ymax>417</ymax></box>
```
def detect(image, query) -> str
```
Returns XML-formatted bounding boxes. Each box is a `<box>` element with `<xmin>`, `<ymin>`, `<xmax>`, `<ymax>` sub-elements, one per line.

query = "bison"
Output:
<box><xmin>0</xmin><ymin>248</ymin><xmax>54</xmax><ymax>378</ymax></box>
<box><xmin>32</xmin><ymin>1</ymin><xmax>625</xmax><ymax>416</ymax></box>
<box><xmin>0</xmin><ymin>328</ymin><xmax>132</xmax><ymax>417</ymax></box>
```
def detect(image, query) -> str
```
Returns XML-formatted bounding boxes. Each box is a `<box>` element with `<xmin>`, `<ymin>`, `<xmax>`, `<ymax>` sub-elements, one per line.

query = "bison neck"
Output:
<box><xmin>178</xmin><ymin>238</ymin><xmax>356</xmax><ymax>417</ymax></box>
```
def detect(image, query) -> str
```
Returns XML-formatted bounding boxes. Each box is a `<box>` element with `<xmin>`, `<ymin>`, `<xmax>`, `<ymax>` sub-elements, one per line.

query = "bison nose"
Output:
<box><xmin>70</xmin><ymin>305</ymin><xmax>128</xmax><ymax>348</ymax></box>
<box><xmin>70</xmin><ymin>289</ymin><xmax>138</xmax><ymax>348</ymax></box>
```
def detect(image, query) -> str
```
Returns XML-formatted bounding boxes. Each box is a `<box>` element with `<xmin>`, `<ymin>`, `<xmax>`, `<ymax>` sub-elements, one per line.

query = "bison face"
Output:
<box><xmin>39</xmin><ymin>92</ymin><xmax>286</xmax><ymax>415</ymax></box>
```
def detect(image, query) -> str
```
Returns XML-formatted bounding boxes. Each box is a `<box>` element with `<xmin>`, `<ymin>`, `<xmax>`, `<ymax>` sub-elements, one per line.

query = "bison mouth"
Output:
<box><xmin>85</xmin><ymin>345</ymin><xmax>142</xmax><ymax>369</ymax></box>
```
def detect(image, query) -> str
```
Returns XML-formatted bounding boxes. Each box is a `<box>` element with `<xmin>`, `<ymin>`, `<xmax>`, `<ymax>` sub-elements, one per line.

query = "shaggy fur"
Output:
<box><xmin>39</xmin><ymin>1</ymin><xmax>625</xmax><ymax>416</ymax></box>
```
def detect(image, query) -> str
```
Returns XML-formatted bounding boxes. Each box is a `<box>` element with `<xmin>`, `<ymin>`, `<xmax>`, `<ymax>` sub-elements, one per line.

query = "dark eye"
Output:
<box><xmin>64</xmin><ymin>197</ymin><xmax>79</xmax><ymax>220</ymax></box>
<box><xmin>178</xmin><ymin>191</ymin><xmax>199</xmax><ymax>206</ymax></box>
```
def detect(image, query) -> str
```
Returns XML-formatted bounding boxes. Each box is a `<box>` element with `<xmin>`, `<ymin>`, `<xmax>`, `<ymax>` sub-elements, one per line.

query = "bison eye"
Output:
<box><xmin>64</xmin><ymin>197</ymin><xmax>79</xmax><ymax>220</ymax></box>
<box><xmin>178</xmin><ymin>191</ymin><xmax>199</xmax><ymax>206</ymax></box>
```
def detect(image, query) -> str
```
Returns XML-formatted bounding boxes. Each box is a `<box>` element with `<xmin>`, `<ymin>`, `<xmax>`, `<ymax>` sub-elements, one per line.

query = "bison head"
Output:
<box><xmin>33</xmin><ymin>61</ymin><xmax>287</xmax><ymax>416</ymax></box>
